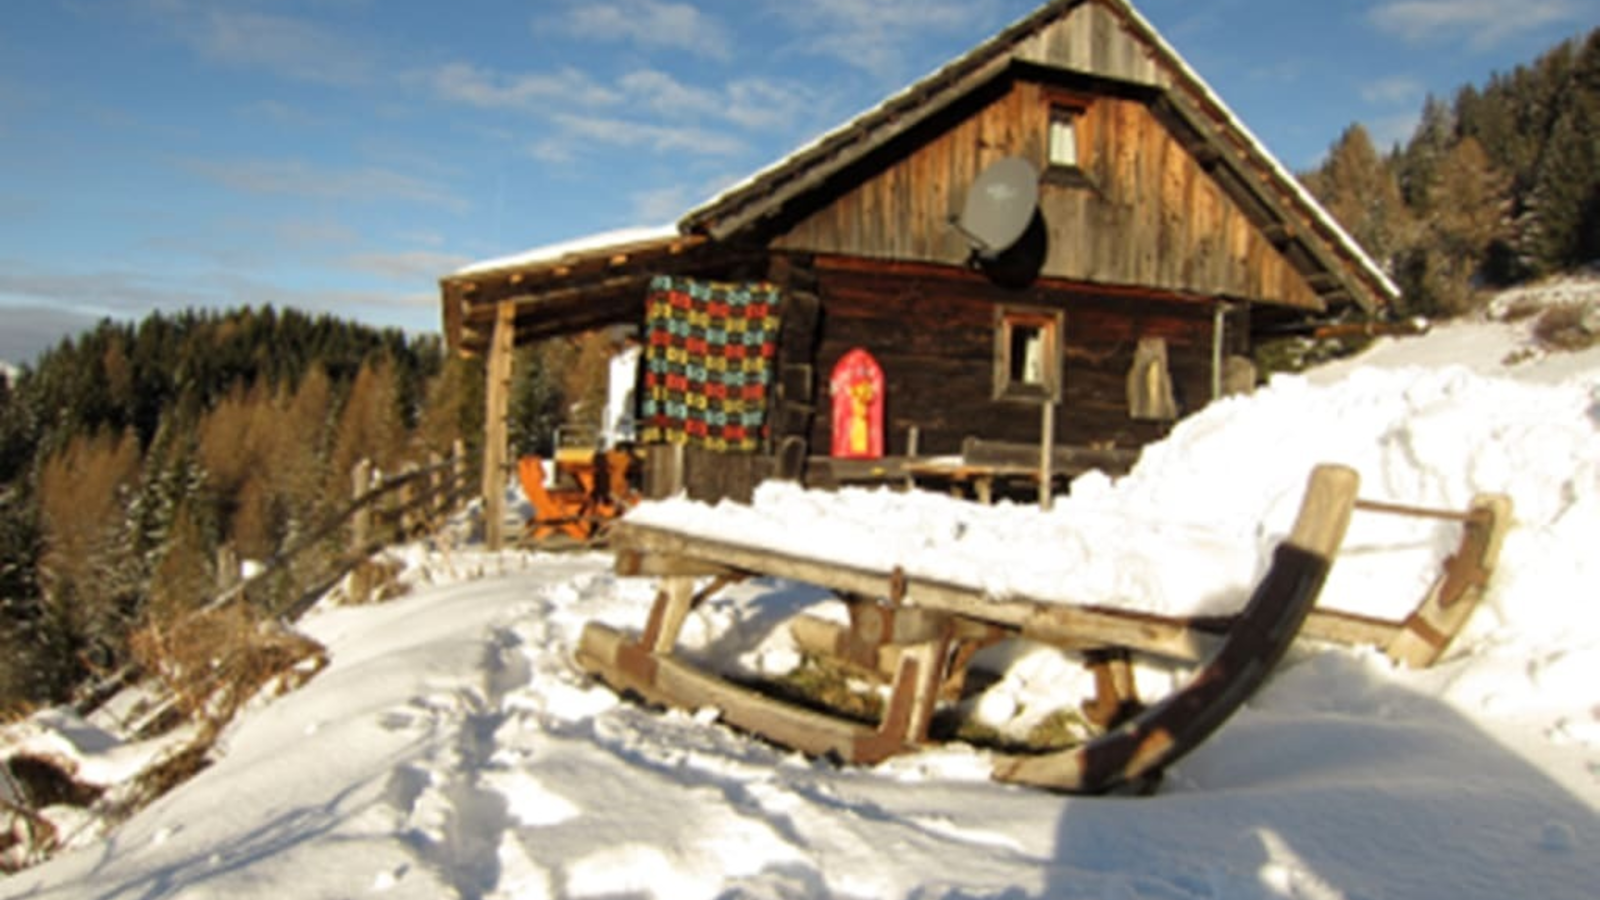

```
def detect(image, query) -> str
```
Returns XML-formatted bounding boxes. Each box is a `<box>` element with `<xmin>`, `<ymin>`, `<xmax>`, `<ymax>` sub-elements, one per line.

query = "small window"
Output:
<box><xmin>994</xmin><ymin>307</ymin><xmax>1063</xmax><ymax>402</ymax></box>
<box><xmin>1044</xmin><ymin>94</ymin><xmax>1094</xmax><ymax>189</ymax></box>
<box><xmin>1127</xmin><ymin>336</ymin><xmax>1177</xmax><ymax>420</ymax></box>
<box><xmin>1048</xmin><ymin>107</ymin><xmax>1080</xmax><ymax>169</ymax></box>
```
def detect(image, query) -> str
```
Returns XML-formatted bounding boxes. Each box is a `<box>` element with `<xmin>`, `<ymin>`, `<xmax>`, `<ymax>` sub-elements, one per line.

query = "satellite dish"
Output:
<box><xmin>953</xmin><ymin>156</ymin><xmax>1040</xmax><ymax>260</ymax></box>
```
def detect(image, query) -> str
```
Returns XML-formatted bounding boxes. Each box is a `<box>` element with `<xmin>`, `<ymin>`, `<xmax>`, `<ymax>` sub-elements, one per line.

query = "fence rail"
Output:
<box><xmin>71</xmin><ymin>441</ymin><xmax>475</xmax><ymax>715</ymax></box>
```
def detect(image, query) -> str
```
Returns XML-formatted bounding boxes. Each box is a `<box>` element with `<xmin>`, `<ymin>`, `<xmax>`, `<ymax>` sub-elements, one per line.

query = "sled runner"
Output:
<box><xmin>576</xmin><ymin>466</ymin><xmax>1511</xmax><ymax>793</ymax></box>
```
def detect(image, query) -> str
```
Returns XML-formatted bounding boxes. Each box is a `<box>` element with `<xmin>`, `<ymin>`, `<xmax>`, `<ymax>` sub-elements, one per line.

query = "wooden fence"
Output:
<box><xmin>208</xmin><ymin>440</ymin><xmax>474</xmax><ymax>620</ymax></box>
<box><xmin>67</xmin><ymin>442</ymin><xmax>474</xmax><ymax>717</ymax></box>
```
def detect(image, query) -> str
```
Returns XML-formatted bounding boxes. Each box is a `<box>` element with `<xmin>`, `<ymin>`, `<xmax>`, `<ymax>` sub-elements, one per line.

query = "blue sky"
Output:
<box><xmin>1</xmin><ymin>0</ymin><xmax>1595</xmax><ymax>363</ymax></box>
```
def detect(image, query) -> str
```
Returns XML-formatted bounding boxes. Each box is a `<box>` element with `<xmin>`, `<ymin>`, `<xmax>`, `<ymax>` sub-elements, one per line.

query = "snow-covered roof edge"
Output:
<box><xmin>1112</xmin><ymin>2</ymin><xmax>1401</xmax><ymax>303</ymax></box>
<box><xmin>452</xmin><ymin>223</ymin><xmax>681</xmax><ymax>279</ymax></box>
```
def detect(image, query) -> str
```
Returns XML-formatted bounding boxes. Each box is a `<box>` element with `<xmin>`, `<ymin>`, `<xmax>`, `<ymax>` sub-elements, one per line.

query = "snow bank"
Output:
<box><xmin>629</xmin><ymin>360</ymin><xmax>1599</xmax><ymax>623</ymax></box>
<box><xmin>4</xmin><ymin>299</ymin><xmax>1597</xmax><ymax>900</ymax></box>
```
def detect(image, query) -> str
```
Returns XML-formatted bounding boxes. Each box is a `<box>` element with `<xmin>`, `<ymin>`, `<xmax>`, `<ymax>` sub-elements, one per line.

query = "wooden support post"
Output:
<box><xmin>215</xmin><ymin>543</ymin><xmax>239</xmax><ymax>593</ymax></box>
<box><xmin>1038</xmin><ymin>401</ymin><xmax>1056</xmax><ymax>511</ymax></box>
<box><xmin>428</xmin><ymin>451</ymin><xmax>443</xmax><ymax>522</ymax></box>
<box><xmin>452</xmin><ymin>439</ymin><xmax>467</xmax><ymax>511</ymax></box>
<box><xmin>1212</xmin><ymin>302</ymin><xmax>1227</xmax><ymax>402</ymax></box>
<box><xmin>903</xmin><ymin>426</ymin><xmax>919</xmax><ymax>491</ymax></box>
<box><xmin>351</xmin><ymin>459</ymin><xmax>372</xmax><ymax>554</ymax></box>
<box><xmin>399</xmin><ymin>464</ymin><xmax>417</xmax><ymax>536</ymax></box>
<box><xmin>646</xmin><ymin>577</ymin><xmax>697</xmax><ymax>655</ymax></box>
<box><xmin>482</xmin><ymin>302</ymin><xmax>516</xmax><ymax>550</ymax></box>
<box><xmin>644</xmin><ymin>442</ymin><xmax>686</xmax><ymax>499</ymax></box>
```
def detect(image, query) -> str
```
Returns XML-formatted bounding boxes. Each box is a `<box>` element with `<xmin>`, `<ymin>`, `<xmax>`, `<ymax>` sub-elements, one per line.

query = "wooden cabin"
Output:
<box><xmin>440</xmin><ymin>0</ymin><xmax>1398</xmax><ymax>547</ymax></box>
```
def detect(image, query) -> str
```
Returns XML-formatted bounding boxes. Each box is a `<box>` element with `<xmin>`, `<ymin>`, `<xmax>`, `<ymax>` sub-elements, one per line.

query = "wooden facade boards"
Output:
<box><xmin>788</xmin><ymin>256</ymin><xmax>1218</xmax><ymax>457</ymax></box>
<box><xmin>773</xmin><ymin>81</ymin><xmax>1322</xmax><ymax>311</ymax></box>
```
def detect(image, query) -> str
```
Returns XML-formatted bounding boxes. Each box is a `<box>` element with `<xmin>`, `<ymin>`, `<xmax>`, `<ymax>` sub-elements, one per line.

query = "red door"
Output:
<box><xmin>829</xmin><ymin>348</ymin><xmax>885</xmax><ymax>458</ymax></box>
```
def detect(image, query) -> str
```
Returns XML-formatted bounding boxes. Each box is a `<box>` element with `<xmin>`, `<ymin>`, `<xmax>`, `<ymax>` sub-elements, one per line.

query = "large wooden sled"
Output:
<box><xmin>576</xmin><ymin>466</ymin><xmax>1511</xmax><ymax>794</ymax></box>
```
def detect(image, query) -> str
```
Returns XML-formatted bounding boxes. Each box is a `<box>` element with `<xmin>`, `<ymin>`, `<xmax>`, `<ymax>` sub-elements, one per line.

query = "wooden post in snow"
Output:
<box><xmin>1038</xmin><ymin>401</ymin><xmax>1055</xmax><ymax>511</ymax></box>
<box><xmin>482</xmin><ymin>301</ymin><xmax>516</xmax><ymax>550</ymax></box>
<box><xmin>351</xmin><ymin>458</ymin><xmax>372</xmax><ymax>554</ymax></box>
<box><xmin>448</xmin><ymin>439</ymin><xmax>465</xmax><ymax>510</ymax></box>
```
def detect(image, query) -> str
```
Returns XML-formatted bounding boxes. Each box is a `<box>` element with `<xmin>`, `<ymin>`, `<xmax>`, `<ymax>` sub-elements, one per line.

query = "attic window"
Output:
<box><xmin>1048</xmin><ymin>107</ymin><xmax>1080</xmax><ymax>168</ymax></box>
<box><xmin>1044</xmin><ymin>94</ymin><xmax>1094</xmax><ymax>189</ymax></box>
<box><xmin>994</xmin><ymin>306</ymin><xmax>1063</xmax><ymax>403</ymax></box>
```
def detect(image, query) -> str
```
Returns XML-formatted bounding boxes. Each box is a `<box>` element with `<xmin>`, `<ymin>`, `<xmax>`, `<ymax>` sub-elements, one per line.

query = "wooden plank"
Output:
<box><xmin>961</xmin><ymin>437</ymin><xmax>1138</xmax><ymax>476</ymax></box>
<box><xmin>611</xmin><ymin>521</ymin><xmax>1218</xmax><ymax>661</ymax></box>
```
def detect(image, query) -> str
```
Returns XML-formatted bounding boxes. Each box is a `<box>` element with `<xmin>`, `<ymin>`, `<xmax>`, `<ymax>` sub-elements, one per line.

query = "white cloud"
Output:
<box><xmin>1361</xmin><ymin>75</ymin><xmax>1425</xmax><ymax>107</ymax></box>
<box><xmin>1363</xmin><ymin>110</ymin><xmax>1423</xmax><ymax>151</ymax></box>
<box><xmin>764</xmin><ymin>0</ymin><xmax>1003</xmax><ymax>77</ymax></box>
<box><xmin>158</xmin><ymin>4</ymin><xmax>375</xmax><ymax>85</ymax></box>
<box><xmin>429</xmin><ymin>63</ymin><xmax>621</xmax><ymax>111</ymax></box>
<box><xmin>183</xmin><ymin>159</ymin><xmax>470</xmax><ymax>212</ymax></box>
<box><xmin>554</xmin><ymin>0</ymin><xmax>734</xmax><ymax>60</ymax></box>
<box><xmin>1367</xmin><ymin>0</ymin><xmax>1586</xmax><ymax>49</ymax></box>
<box><xmin>618</xmin><ymin>69</ymin><xmax>724</xmax><ymax>119</ymax></box>
<box><xmin>342</xmin><ymin>250</ymin><xmax>475</xmax><ymax>283</ymax></box>
<box><xmin>497</xmin><ymin>68</ymin><xmax>812</xmax><ymax>163</ymax></box>
<box><xmin>0</xmin><ymin>265</ymin><xmax>215</xmax><ymax>316</ymax></box>
<box><xmin>629</xmin><ymin>184</ymin><xmax>697</xmax><ymax>223</ymax></box>
<box><xmin>543</xmin><ymin>113</ymin><xmax>748</xmax><ymax>158</ymax></box>
<box><xmin>0</xmin><ymin>303</ymin><xmax>105</xmax><ymax>365</ymax></box>
<box><xmin>619</xmin><ymin>70</ymin><xmax>816</xmax><ymax>131</ymax></box>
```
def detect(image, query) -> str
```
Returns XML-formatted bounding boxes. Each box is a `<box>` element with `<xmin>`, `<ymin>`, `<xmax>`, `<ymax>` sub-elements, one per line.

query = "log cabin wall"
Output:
<box><xmin>802</xmin><ymin>257</ymin><xmax>1222</xmax><ymax>456</ymax></box>
<box><xmin>772</xmin><ymin>80</ymin><xmax>1322</xmax><ymax>312</ymax></box>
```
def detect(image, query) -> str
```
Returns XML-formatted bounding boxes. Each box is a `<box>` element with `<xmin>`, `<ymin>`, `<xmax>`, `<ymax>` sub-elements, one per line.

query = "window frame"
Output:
<box><xmin>1043</xmin><ymin>90</ymin><xmax>1094</xmax><ymax>189</ymax></box>
<box><xmin>993</xmin><ymin>305</ymin><xmax>1065</xmax><ymax>403</ymax></box>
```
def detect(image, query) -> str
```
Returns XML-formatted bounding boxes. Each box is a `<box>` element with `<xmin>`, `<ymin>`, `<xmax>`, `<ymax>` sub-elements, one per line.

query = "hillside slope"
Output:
<box><xmin>4</xmin><ymin>279</ymin><xmax>1598</xmax><ymax>899</ymax></box>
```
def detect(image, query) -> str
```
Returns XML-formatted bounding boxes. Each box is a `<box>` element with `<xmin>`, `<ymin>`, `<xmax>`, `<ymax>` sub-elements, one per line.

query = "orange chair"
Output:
<box><xmin>517</xmin><ymin>450</ymin><xmax>640</xmax><ymax>544</ymax></box>
<box><xmin>517</xmin><ymin>455</ymin><xmax>595</xmax><ymax>542</ymax></box>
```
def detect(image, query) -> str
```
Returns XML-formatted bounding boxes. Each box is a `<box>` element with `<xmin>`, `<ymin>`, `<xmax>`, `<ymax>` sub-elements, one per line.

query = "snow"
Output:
<box><xmin>5</xmin><ymin>286</ymin><xmax>1599</xmax><ymax>899</ymax></box>
<box><xmin>453</xmin><ymin>224</ymin><xmax>680</xmax><ymax>278</ymax></box>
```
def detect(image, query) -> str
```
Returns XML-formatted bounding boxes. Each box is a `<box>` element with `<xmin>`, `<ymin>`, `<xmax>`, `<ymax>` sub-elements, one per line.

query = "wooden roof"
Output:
<box><xmin>682</xmin><ymin>0</ymin><xmax>1397</xmax><ymax>313</ymax></box>
<box><xmin>442</xmin><ymin>0</ymin><xmax>1397</xmax><ymax>355</ymax></box>
<box><xmin>441</xmin><ymin>230</ymin><xmax>726</xmax><ymax>354</ymax></box>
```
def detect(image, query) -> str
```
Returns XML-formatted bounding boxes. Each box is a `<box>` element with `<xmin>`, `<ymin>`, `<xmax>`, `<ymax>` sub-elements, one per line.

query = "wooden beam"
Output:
<box><xmin>611</xmin><ymin>521</ymin><xmax>1219</xmax><ymax>661</ymax></box>
<box><xmin>481</xmin><ymin>301</ymin><xmax>516</xmax><ymax>551</ymax></box>
<box><xmin>692</xmin><ymin>54</ymin><xmax>1017</xmax><ymax>240</ymax></box>
<box><xmin>1158</xmin><ymin>91</ymin><xmax>1380</xmax><ymax>312</ymax></box>
<box><xmin>460</xmin><ymin>273</ymin><xmax>658</xmax><ymax>326</ymax></box>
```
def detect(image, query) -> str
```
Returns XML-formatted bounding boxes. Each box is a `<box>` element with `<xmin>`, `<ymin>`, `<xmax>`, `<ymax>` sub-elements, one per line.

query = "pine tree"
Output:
<box><xmin>561</xmin><ymin>331</ymin><xmax>616</xmax><ymax>440</ymax></box>
<box><xmin>36</xmin><ymin>429</ymin><xmax>145</xmax><ymax>676</ymax></box>
<box><xmin>1398</xmin><ymin>95</ymin><xmax>1455</xmax><ymax>211</ymax></box>
<box><xmin>1520</xmin><ymin>32</ymin><xmax>1600</xmax><ymax>273</ymax></box>
<box><xmin>328</xmin><ymin>356</ymin><xmax>406</xmax><ymax>491</ymax></box>
<box><xmin>0</xmin><ymin>483</ymin><xmax>51</xmax><ymax>711</ymax></box>
<box><xmin>416</xmin><ymin>352</ymin><xmax>482</xmax><ymax>459</ymax></box>
<box><xmin>510</xmin><ymin>343</ymin><xmax>568</xmax><ymax>456</ymax></box>
<box><xmin>146</xmin><ymin>502</ymin><xmax>215</xmax><ymax>625</ymax></box>
<box><xmin>1305</xmin><ymin>123</ymin><xmax>1411</xmax><ymax>272</ymax></box>
<box><xmin>1423</xmin><ymin>137</ymin><xmax>1512</xmax><ymax>312</ymax></box>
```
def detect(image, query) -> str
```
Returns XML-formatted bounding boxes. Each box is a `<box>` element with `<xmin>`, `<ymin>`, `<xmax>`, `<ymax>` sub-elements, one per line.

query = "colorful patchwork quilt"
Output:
<box><xmin>639</xmin><ymin>275</ymin><xmax>783</xmax><ymax>452</ymax></box>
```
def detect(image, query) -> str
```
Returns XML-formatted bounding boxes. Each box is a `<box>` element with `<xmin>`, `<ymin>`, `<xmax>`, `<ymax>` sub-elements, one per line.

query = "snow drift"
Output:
<box><xmin>3</xmin><ymin>285</ymin><xmax>1598</xmax><ymax>899</ymax></box>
